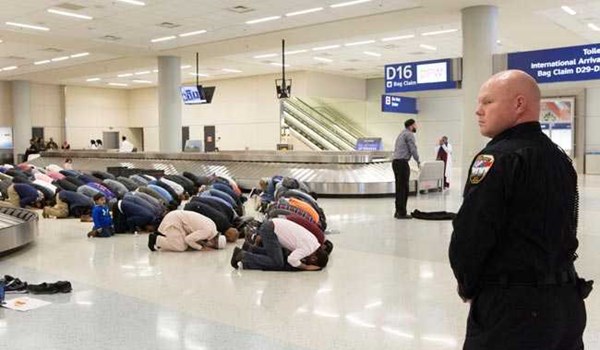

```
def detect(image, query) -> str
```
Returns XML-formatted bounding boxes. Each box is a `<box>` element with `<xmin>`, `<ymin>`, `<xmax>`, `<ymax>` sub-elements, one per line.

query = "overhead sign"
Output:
<box><xmin>508</xmin><ymin>43</ymin><xmax>600</xmax><ymax>83</ymax></box>
<box><xmin>180</xmin><ymin>85</ymin><xmax>206</xmax><ymax>105</ymax></box>
<box><xmin>385</xmin><ymin>59</ymin><xmax>458</xmax><ymax>93</ymax></box>
<box><xmin>381</xmin><ymin>95</ymin><xmax>417</xmax><ymax>114</ymax></box>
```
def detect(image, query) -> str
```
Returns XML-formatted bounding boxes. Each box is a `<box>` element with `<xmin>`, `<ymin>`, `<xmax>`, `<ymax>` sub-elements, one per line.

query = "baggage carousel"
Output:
<box><xmin>31</xmin><ymin>150</ymin><xmax>419</xmax><ymax>196</ymax></box>
<box><xmin>0</xmin><ymin>205</ymin><xmax>38</xmax><ymax>254</ymax></box>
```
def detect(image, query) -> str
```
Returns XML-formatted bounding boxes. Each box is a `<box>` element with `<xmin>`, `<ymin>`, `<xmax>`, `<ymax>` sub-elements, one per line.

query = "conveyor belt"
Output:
<box><xmin>0</xmin><ymin>206</ymin><xmax>38</xmax><ymax>254</ymax></box>
<box><xmin>31</xmin><ymin>151</ymin><xmax>418</xmax><ymax>196</ymax></box>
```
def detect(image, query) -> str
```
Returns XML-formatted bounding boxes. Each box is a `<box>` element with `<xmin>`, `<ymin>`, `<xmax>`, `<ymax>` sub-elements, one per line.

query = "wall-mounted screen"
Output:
<box><xmin>0</xmin><ymin>127</ymin><xmax>13</xmax><ymax>149</ymax></box>
<box><xmin>540</xmin><ymin>97</ymin><xmax>574</xmax><ymax>155</ymax></box>
<box><xmin>181</xmin><ymin>85</ymin><xmax>206</xmax><ymax>105</ymax></box>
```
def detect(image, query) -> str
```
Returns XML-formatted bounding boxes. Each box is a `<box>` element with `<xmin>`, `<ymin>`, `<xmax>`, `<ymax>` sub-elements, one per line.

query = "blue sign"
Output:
<box><xmin>381</xmin><ymin>95</ymin><xmax>417</xmax><ymax>114</ymax></box>
<box><xmin>385</xmin><ymin>59</ymin><xmax>457</xmax><ymax>93</ymax></box>
<box><xmin>356</xmin><ymin>138</ymin><xmax>383</xmax><ymax>151</ymax></box>
<box><xmin>180</xmin><ymin>85</ymin><xmax>206</xmax><ymax>105</ymax></box>
<box><xmin>508</xmin><ymin>43</ymin><xmax>600</xmax><ymax>83</ymax></box>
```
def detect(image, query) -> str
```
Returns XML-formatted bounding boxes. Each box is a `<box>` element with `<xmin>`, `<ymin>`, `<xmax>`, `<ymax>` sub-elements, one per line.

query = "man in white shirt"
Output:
<box><xmin>119</xmin><ymin>136</ymin><xmax>134</xmax><ymax>153</ymax></box>
<box><xmin>231</xmin><ymin>218</ymin><xmax>328</xmax><ymax>271</ymax></box>
<box><xmin>148</xmin><ymin>210</ymin><xmax>226</xmax><ymax>252</ymax></box>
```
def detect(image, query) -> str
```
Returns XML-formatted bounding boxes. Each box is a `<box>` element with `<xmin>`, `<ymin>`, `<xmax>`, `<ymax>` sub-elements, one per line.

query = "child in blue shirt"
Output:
<box><xmin>88</xmin><ymin>193</ymin><xmax>114</xmax><ymax>238</ymax></box>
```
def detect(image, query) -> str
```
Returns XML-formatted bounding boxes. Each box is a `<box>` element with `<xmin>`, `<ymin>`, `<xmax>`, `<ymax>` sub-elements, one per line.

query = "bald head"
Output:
<box><xmin>476</xmin><ymin>70</ymin><xmax>541</xmax><ymax>138</ymax></box>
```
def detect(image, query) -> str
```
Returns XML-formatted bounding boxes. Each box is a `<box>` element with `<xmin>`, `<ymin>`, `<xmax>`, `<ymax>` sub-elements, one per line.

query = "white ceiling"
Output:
<box><xmin>0</xmin><ymin>0</ymin><xmax>599</xmax><ymax>88</ymax></box>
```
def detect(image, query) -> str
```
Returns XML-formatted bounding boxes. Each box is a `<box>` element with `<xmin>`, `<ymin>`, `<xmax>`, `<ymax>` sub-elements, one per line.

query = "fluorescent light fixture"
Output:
<box><xmin>222</xmin><ymin>68</ymin><xmax>242</xmax><ymax>73</ymax></box>
<box><xmin>381</xmin><ymin>34</ymin><xmax>414</xmax><ymax>42</ymax></box>
<box><xmin>70</xmin><ymin>52</ymin><xmax>89</xmax><ymax>58</ymax></box>
<box><xmin>135</xmin><ymin>71</ymin><xmax>150</xmax><ymax>75</ymax></box>
<box><xmin>419</xmin><ymin>44</ymin><xmax>437</xmax><ymax>51</ymax></box>
<box><xmin>132</xmin><ymin>80</ymin><xmax>152</xmax><ymax>84</ymax></box>
<box><xmin>190</xmin><ymin>73</ymin><xmax>210</xmax><ymax>77</ymax></box>
<box><xmin>179</xmin><ymin>30</ymin><xmax>207</xmax><ymax>37</ymax></box>
<box><xmin>115</xmin><ymin>0</ymin><xmax>145</xmax><ymax>5</ymax></box>
<box><xmin>312</xmin><ymin>44</ymin><xmax>340</xmax><ymax>51</ymax></box>
<box><xmin>5</xmin><ymin>22</ymin><xmax>49</xmax><ymax>31</ymax></box>
<box><xmin>363</xmin><ymin>51</ymin><xmax>382</xmax><ymax>57</ymax></box>
<box><xmin>152</xmin><ymin>69</ymin><xmax>159</xmax><ymax>73</ymax></box>
<box><xmin>286</xmin><ymin>49</ymin><xmax>308</xmax><ymax>55</ymax></box>
<box><xmin>422</xmin><ymin>28</ymin><xmax>458</xmax><ymax>36</ymax></box>
<box><xmin>1</xmin><ymin>66</ymin><xmax>17</xmax><ymax>71</ymax></box>
<box><xmin>254</xmin><ymin>53</ymin><xmax>278</xmax><ymax>59</ymax></box>
<box><xmin>561</xmin><ymin>5</ymin><xmax>577</xmax><ymax>15</ymax></box>
<box><xmin>151</xmin><ymin>36</ymin><xmax>176</xmax><ymax>43</ymax></box>
<box><xmin>344</xmin><ymin>40</ymin><xmax>375</xmax><ymax>47</ymax></box>
<box><xmin>51</xmin><ymin>56</ymin><xmax>69</xmax><ymax>62</ymax></box>
<box><xmin>246</xmin><ymin>16</ymin><xmax>281</xmax><ymax>24</ymax></box>
<box><xmin>286</xmin><ymin>7</ymin><xmax>323</xmax><ymax>17</ymax></box>
<box><xmin>117</xmin><ymin>73</ymin><xmax>133</xmax><ymax>77</ymax></box>
<box><xmin>588</xmin><ymin>23</ymin><xmax>600</xmax><ymax>31</ymax></box>
<box><xmin>331</xmin><ymin>0</ymin><xmax>371</xmax><ymax>8</ymax></box>
<box><xmin>314</xmin><ymin>56</ymin><xmax>333</xmax><ymax>63</ymax></box>
<box><xmin>270</xmin><ymin>62</ymin><xmax>291</xmax><ymax>67</ymax></box>
<box><xmin>109</xmin><ymin>83</ymin><xmax>128</xmax><ymax>86</ymax></box>
<box><xmin>496</xmin><ymin>40</ymin><xmax>502</xmax><ymax>44</ymax></box>
<box><xmin>181</xmin><ymin>65</ymin><xmax>192</xmax><ymax>69</ymax></box>
<box><xmin>34</xmin><ymin>60</ymin><xmax>51</xmax><ymax>65</ymax></box>
<box><xmin>0</xmin><ymin>40</ymin><xmax>3</xmax><ymax>43</ymax></box>
<box><xmin>86</xmin><ymin>78</ymin><xmax>101</xmax><ymax>82</ymax></box>
<box><xmin>47</xmin><ymin>9</ymin><xmax>93</xmax><ymax>20</ymax></box>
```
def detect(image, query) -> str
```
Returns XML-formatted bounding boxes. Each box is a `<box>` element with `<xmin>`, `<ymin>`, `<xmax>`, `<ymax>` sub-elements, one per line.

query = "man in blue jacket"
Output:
<box><xmin>8</xmin><ymin>183</ymin><xmax>44</xmax><ymax>208</ymax></box>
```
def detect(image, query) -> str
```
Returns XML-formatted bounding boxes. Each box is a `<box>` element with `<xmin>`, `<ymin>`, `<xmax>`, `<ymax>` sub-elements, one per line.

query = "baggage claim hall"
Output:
<box><xmin>0</xmin><ymin>1</ymin><xmax>599</xmax><ymax>349</ymax></box>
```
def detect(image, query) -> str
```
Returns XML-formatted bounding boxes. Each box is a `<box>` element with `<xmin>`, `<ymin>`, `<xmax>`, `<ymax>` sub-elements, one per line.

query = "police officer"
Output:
<box><xmin>392</xmin><ymin>119</ymin><xmax>420</xmax><ymax>219</ymax></box>
<box><xmin>449</xmin><ymin>70</ymin><xmax>592</xmax><ymax>349</ymax></box>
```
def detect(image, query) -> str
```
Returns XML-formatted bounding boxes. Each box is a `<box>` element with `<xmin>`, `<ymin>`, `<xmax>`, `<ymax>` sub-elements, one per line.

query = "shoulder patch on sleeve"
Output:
<box><xmin>469</xmin><ymin>154</ymin><xmax>495</xmax><ymax>184</ymax></box>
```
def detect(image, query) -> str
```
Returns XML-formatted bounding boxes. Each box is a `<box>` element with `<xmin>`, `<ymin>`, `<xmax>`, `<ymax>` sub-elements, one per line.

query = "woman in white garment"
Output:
<box><xmin>435</xmin><ymin>136</ymin><xmax>452</xmax><ymax>189</ymax></box>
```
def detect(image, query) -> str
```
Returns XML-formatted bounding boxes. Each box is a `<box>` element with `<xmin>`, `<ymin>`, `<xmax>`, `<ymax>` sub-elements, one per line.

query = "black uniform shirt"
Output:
<box><xmin>449</xmin><ymin>122</ymin><xmax>579</xmax><ymax>299</ymax></box>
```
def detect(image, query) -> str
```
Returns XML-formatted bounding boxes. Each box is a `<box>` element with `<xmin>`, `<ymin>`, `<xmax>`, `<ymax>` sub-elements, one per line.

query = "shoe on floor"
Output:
<box><xmin>3</xmin><ymin>276</ymin><xmax>28</xmax><ymax>294</ymax></box>
<box><xmin>395</xmin><ymin>214</ymin><xmax>412</xmax><ymax>220</ymax></box>
<box><xmin>148</xmin><ymin>232</ymin><xmax>158</xmax><ymax>251</ymax></box>
<box><xmin>230</xmin><ymin>247</ymin><xmax>244</xmax><ymax>269</ymax></box>
<box><xmin>27</xmin><ymin>281</ymin><xmax>72</xmax><ymax>294</ymax></box>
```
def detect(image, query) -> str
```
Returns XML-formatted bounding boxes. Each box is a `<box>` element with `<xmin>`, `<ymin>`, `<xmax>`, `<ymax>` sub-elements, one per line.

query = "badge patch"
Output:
<box><xmin>470</xmin><ymin>154</ymin><xmax>495</xmax><ymax>184</ymax></box>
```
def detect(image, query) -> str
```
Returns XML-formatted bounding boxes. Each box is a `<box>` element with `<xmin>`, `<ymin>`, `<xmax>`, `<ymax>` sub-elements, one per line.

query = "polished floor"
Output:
<box><xmin>1</xmin><ymin>175</ymin><xmax>599</xmax><ymax>350</ymax></box>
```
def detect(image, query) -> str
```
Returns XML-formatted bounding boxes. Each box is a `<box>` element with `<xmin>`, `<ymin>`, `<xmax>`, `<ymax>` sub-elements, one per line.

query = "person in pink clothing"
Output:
<box><xmin>148</xmin><ymin>210</ymin><xmax>226</xmax><ymax>252</ymax></box>
<box><xmin>34</xmin><ymin>172</ymin><xmax>54</xmax><ymax>184</ymax></box>
<box><xmin>46</xmin><ymin>171</ymin><xmax>65</xmax><ymax>181</ymax></box>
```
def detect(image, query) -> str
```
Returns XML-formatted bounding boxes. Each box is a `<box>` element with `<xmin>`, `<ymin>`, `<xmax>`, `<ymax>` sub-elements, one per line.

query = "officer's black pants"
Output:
<box><xmin>464</xmin><ymin>285</ymin><xmax>586</xmax><ymax>350</ymax></box>
<box><xmin>392</xmin><ymin>159</ymin><xmax>410</xmax><ymax>216</ymax></box>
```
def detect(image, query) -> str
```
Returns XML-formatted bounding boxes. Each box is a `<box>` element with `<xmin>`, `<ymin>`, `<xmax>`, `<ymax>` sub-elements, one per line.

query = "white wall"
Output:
<box><xmin>0</xmin><ymin>82</ymin><xmax>11</xmax><ymax>126</ymax></box>
<box><xmin>586</xmin><ymin>87</ymin><xmax>600</xmax><ymax>153</ymax></box>
<box><xmin>31</xmin><ymin>83</ymin><xmax>63</xmax><ymax>144</ymax></box>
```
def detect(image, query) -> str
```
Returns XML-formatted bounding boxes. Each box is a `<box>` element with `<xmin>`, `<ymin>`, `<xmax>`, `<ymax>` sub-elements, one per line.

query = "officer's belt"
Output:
<box><xmin>482</xmin><ymin>268</ymin><xmax>577</xmax><ymax>287</ymax></box>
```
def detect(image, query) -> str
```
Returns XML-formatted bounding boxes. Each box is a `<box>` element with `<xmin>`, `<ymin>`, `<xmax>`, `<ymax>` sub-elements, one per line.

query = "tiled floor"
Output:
<box><xmin>1</xmin><ymin>175</ymin><xmax>599</xmax><ymax>349</ymax></box>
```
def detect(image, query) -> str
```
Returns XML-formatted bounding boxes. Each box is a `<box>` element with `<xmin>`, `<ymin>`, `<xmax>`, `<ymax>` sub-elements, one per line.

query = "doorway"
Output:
<box><xmin>182</xmin><ymin>126</ymin><xmax>189</xmax><ymax>151</ymax></box>
<box><xmin>103</xmin><ymin>131</ymin><xmax>120</xmax><ymax>150</ymax></box>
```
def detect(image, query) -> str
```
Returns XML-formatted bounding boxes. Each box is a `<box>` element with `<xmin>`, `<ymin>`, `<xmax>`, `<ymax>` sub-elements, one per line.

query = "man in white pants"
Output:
<box><xmin>148</xmin><ymin>210</ymin><xmax>226</xmax><ymax>252</ymax></box>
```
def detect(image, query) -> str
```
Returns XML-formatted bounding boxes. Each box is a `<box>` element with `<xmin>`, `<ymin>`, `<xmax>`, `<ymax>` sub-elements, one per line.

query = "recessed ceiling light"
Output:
<box><xmin>344</xmin><ymin>40</ymin><xmax>375</xmax><ymax>47</ymax></box>
<box><xmin>0</xmin><ymin>40</ymin><xmax>3</xmax><ymax>43</ymax></box>
<box><xmin>363</xmin><ymin>51</ymin><xmax>382</xmax><ymax>57</ymax></box>
<box><xmin>115</xmin><ymin>0</ymin><xmax>145</xmax><ymax>6</ymax></box>
<box><xmin>222</xmin><ymin>68</ymin><xmax>242</xmax><ymax>73</ymax></box>
<box><xmin>314</xmin><ymin>57</ymin><xmax>333</xmax><ymax>63</ymax></box>
<box><xmin>86</xmin><ymin>78</ymin><xmax>101</xmax><ymax>82</ymax></box>
<box><xmin>118</xmin><ymin>73</ymin><xmax>133</xmax><ymax>77</ymax></box>
<box><xmin>135</xmin><ymin>71</ymin><xmax>150</xmax><ymax>75</ymax></box>
<box><xmin>312</xmin><ymin>45</ymin><xmax>341</xmax><ymax>51</ymax></box>
<box><xmin>286</xmin><ymin>49</ymin><xmax>308</xmax><ymax>55</ymax></box>
<box><xmin>270</xmin><ymin>62</ymin><xmax>291</xmax><ymax>67</ymax></box>
<box><xmin>51</xmin><ymin>56</ymin><xmax>69</xmax><ymax>61</ymax></box>
<box><xmin>419</xmin><ymin>44</ymin><xmax>437</xmax><ymax>51</ymax></box>
<box><xmin>179</xmin><ymin>30</ymin><xmax>207</xmax><ymax>37</ymax></box>
<box><xmin>246</xmin><ymin>16</ymin><xmax>281</xmax><ymax>24</ymax></box>
<box><xmin>190</xmin><ymin>73</ymin><xmax>210</xmax><ymax>77</ymax></box>
<box><xmin>422</xmin><ymin>29</ymin><xmax>458</xmax><ymax>36</ymax></box>
<box><xmin>561</xmin><ymin>5</ymin><xmax>576</xmax><ymax>15</ymax></box>
<box><xmin>132</xmin><ymin>80</ymin><xmax>152</xmax><ymax>84</ymax></box>
<box><xmin>1</xmin><ymin>66</ymin><xmax>18</xmax><ymax>71</ymax></box>
<box><xmin>47</xmin><ymin>9</ymin><xmax>93</xmax><ymax>20</ymax></box>
<box><xmin>152</xmin><ymin>69</ymin><xmax>159</xmax><ymax>73</ymax></box>
<box><xmin>496</xmin><ymin>40</ymin><xmax>502</xmax><ymax>44</ymax></box>
<box><xmin>151</xmin><ymin>36</ymin><xmax>176</xmax><ymax>43</ymax></box>
<box><xmin>34</xmin><ymin>60</ymin><xmax>51</xmax><ymax>65</ymax></box>
<box><xmin>5</xmin><ymin>22</ymin><xmax>50</xmax><ymax>31</ymax></box>
<box><xmin>286</xmin><ymin>7</ymin><xmax>324</xmax><ymax>17</ymax></box>
<box><xmin>70</xmin><ymin>52</ymin><xmax>89</xmax><ymax>58</ymax></box>
<box><xmin>254</xmin><ymin>53</ymin><xmax>278</xmax><ymax>59</ymax></box>
<box><xmin>108</xmin><ymin>83</ymin><xmax>128</xmax><ymax>87</ymax></box>
<box><xmin>588</xmin><ymin>23</ymin><xmax>600</xmax><ymax>31</ymax></box>
<box><xmin>330</xmin><ymin>0</ymin><xmax>371</xmax><ymax>8</ymax></box>
<box><xmin>381</xmin><ymin>34</ymin><xmax>414</xmax><ymax>42</ymax></box>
